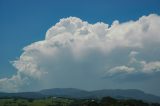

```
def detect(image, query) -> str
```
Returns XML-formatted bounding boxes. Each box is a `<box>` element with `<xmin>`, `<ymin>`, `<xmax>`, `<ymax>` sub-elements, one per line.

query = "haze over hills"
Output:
<box><xmin>0</xmin><ymin>88</ymin><xmax>160</xmax><ymax>103</ymax></box>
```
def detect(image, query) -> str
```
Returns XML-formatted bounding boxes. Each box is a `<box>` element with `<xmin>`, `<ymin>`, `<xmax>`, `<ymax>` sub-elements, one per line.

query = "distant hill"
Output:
<box><xmin>90</xmin><ymin>89</ymin><xmax>160</xmax><ymax>103</ymax></box>
<box><xmin>40</xmin><ymin>88</ymin><xmax>90</xmax><ymax>98</ymax></box>
<box><xmin>0</xmin><ymin>88</ymin><xmax>160</xmax><ymax>103</ymax></box>
<box><xmin>0</xmin><ymin>92</ymin><xmax>44</xmax><ymax>99</ymax></box>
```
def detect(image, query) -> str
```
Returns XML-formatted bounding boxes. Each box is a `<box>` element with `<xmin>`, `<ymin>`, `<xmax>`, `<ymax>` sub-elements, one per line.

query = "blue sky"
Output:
<box><xmin>0</xmin><ymin>0</ymin><xmax>160</xmax><ymax>95</ymax></box>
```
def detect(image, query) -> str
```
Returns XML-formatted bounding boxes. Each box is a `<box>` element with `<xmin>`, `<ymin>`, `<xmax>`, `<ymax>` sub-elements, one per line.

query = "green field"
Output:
<box><xmin>0</xmin><ymin>97</ymin><xmax>74</xmax><ymax>106</ymax></box>
<box><xmin>0</xmin><ymin>97</ymin><xmax>160</xmax><ymax>106</ymax></box>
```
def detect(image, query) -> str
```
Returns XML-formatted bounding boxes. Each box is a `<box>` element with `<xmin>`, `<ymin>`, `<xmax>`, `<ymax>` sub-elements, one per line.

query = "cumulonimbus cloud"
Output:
<box><xmin>0</xmin><ymin>14</ymin><xmax>160</xmax><ymax>92</ymax></box>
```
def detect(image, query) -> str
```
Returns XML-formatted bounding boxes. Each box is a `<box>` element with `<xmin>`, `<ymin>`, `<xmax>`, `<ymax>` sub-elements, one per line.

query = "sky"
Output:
<box><xmin>0</xmin><ymin>0</ymin><xmax>160</xmax><ymax>95</ymax></box>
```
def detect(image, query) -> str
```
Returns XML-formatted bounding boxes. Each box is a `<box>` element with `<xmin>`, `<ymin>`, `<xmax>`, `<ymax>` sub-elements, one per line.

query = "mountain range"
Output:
<box><xmin>0</xmin><ymin>88</ymin><xmax>160</xmax><ymax>103</ymax></box>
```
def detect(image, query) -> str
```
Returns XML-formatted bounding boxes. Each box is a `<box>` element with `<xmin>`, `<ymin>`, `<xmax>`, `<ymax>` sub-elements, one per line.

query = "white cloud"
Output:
<box><xmin>1</xmin><ymin>14</ymin><xmax>160</xmax><ymax>92</ymax></box>
<box><xmin>106</xmin><ymin>66</ymin><xmax>135</xmax><ymax>76</ymax></box>
<box><xmin>142</xmin><ymin>61</ymin><xmax>160</xmax><ymax>73</ymax></box>
<box><xmin>128</xmin><ymin>51</ymin><xmax>160</xmax><ymax>74</ymax></box>
<box><xmin>0</xmin><ymin>73</ymin><xmax>28</xmax><ymax>92</ymax></box>
<box><xmin>105</xmin><ymin>51</ymin><xmax>160</xmax><ymax>76</ymax></box>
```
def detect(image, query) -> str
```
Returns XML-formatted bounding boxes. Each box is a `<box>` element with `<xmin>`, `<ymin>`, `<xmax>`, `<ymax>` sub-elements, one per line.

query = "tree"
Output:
<box><xmin>100</xmin><ymin>96</ymin><xmax>117</xmax><ymax>106</ymax></box>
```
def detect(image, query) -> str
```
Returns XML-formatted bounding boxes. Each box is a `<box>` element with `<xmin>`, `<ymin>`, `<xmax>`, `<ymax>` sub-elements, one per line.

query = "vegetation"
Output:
<box><xmin>0</xmin><ymin>96</ymin><xmax>159</xmax><ymax>106</ymax></box>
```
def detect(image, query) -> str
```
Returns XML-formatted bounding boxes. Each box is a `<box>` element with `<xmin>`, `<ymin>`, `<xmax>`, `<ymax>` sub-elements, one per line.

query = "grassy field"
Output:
<box><xmin>0</xmin><ymin>97</ymin><xmax>160</xmax><ymax>106</ymax></box>
<box><xmin>0</xmin><ymin>98</ymin><xmax>73</xmax><ymax>106</ymax></box>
